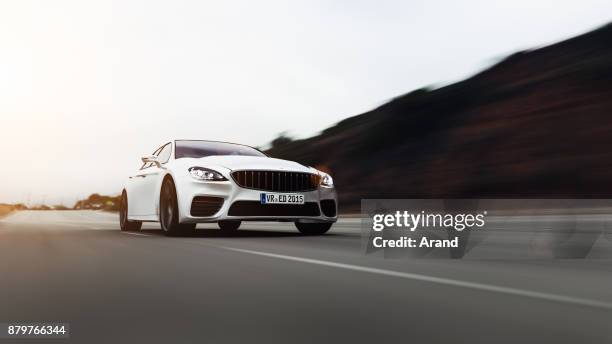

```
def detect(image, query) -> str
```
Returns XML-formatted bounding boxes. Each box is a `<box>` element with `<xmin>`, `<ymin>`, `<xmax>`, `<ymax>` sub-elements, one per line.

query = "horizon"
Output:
<box><xmin>1</xmin><ymin>0</ymin><xmax>611</xmax><ymax>206</ymax></box>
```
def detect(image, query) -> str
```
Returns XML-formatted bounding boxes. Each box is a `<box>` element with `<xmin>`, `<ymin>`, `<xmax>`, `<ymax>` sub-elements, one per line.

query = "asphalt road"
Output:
<box><xmin>1</xmin><ymin>210</ymin><xmax>612</xmax><ymax>343</ymax></box>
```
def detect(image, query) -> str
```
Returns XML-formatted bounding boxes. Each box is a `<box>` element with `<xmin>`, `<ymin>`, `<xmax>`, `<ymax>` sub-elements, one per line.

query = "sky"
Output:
<box><xmin>1</xmin><ymin>0</ymin><xmax>611</xmax><ymax>206</ymax></box>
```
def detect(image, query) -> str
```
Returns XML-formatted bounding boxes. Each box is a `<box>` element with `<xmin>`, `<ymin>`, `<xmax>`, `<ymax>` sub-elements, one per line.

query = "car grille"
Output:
<box><xmin>228</xmin><ymin>201</ymin><xmax>321</xmax><ymax>217</ymax></box>
<box><xmin>190</xmin><ymin>196</ymin><xmax>224</xmax><ymax>217</ymax></box>
<box><xmin>231</xmin><ymin>170</ymin><xmax>320</xmax><ymax>192</ymax></box>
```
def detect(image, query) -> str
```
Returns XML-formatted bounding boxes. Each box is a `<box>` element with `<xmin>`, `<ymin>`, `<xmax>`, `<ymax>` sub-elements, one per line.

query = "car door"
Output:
<box><xmin>128</xmin><ymin>145</ymin><xmax>164</xmax><ymax>217</ymax></box>
<box><xmin>142</xmin><ymin>142</ymin><xmax>172</xmax><ymax>215</ymax></box>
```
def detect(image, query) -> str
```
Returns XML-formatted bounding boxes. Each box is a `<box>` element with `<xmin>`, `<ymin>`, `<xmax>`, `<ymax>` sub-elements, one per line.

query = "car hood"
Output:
<box><xmin>191</xmin><ymin>155</ymin><xmax>312</xmax><ymax>173</ymax></box>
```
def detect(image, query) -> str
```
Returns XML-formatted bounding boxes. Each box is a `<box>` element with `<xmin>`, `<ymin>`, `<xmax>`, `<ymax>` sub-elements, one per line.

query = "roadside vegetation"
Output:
<box><xmin>0</xmin><ymin>194</ymin><xmax>120</xmax><ymax>213</ymax></box>
<box><xmin>73</xmin><ymin>194</ymin><xmax>120</xmax><ymax>211</ymax></box>
<box><xmin>0</xmin><ymin>203</ymin><xmax>27</xmax><ymax>218</ymax></box>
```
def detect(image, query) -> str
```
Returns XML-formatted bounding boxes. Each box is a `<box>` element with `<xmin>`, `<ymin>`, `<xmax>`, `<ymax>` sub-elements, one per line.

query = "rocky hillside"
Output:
<box><xmin>267</xmin><ymin>24</ymin><xmax>612</xmax><ymax>208</ymax></box>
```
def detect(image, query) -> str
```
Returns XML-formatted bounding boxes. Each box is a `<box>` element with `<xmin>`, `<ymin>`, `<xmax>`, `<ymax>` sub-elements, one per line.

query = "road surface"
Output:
<box><xmin>1</xmin><ymin>211</ymin><xmax>612</xmax><ymax>343</ymax></box>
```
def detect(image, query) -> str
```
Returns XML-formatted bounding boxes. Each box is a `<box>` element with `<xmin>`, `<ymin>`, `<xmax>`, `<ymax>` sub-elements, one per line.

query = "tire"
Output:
<box><xmin>295</xmin><ymin>222</ymin><xmax>332</xmax><ymax>235</ymax></box>
<box><xmin>120</xmin><ymin>191</ymin><xmax>142</xmax><ymax>231</ymax></box>
<box><xmin>218</xmin><ymin>220</ymin><xmax>241</xmax><ymax>232</ymax></box>
<box><xmin>160</xmin><ymin>178</ymin><xmax>195</xmax><ymax>236</ymax></box>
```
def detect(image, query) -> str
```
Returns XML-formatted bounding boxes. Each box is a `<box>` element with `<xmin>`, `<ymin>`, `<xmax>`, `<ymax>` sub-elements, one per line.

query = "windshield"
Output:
<box><xmin>175</xmin><ymin>140</ymin><xmax>266</xmax><ymax>159</ymax></box>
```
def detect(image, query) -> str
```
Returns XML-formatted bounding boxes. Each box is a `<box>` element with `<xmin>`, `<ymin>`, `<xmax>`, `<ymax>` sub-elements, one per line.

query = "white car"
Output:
<box><xmin>120</xmin><ymin>140</ymin><xmax>338</xmax><ymax>236</ymax></box>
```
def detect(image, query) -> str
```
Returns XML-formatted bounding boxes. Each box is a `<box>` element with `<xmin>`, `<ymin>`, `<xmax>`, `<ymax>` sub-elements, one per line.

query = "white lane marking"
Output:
<box><xmin>120</xmin><ymin>232</ymin><xmax>152</xmax><ymax>237</ymax></box>
<box><xmin>220</xmin><ymin>246</ymin><xmax>612</xmax><ymax>311</ymax></box>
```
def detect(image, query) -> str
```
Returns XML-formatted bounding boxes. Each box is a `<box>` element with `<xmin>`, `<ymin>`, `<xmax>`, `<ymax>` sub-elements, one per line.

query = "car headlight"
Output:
<box><xmin>320</xmin><ymin>173</ymin><xmax>334</xmax><ymax>187</ymax></box>
<box><xmin>188</xmin><ymin>167</ymin><xmax>227</xmax><ymax>181</ymax></box>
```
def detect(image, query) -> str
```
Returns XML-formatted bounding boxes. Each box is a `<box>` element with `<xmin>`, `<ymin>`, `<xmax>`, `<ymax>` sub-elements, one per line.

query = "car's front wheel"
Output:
<box><xmin>120</xmin><ymin>191</ymin><xmax>142</xmax><ymax>231</ymax></box>
<box><xmin>160</xmin><ymin>178</ymin><xmax>196</xmax><ymax>236</ymax></box>
<box><xmin>295</xmin><ymin>222</ymin><xmax>332</xmax><ymax>235</ymax></box>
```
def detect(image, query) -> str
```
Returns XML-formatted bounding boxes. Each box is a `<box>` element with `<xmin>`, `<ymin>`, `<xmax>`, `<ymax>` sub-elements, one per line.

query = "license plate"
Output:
<box><xmin>260</xmin><ymin>193</ymin><xmax>304</xmax><ymax>204</ymax></box>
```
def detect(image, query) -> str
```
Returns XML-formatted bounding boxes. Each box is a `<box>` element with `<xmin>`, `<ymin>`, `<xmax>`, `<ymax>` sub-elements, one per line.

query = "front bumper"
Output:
<box><xmin>174</xmin><ymin>176</ymin><xmax>338</xmax><ymax>224</ymax></box>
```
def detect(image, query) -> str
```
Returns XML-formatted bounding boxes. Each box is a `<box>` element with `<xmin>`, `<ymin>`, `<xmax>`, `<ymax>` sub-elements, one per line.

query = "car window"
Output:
<box><xmin>175</xmin><ymin>140</ymin><xmax>266</xmax><ymax>159</ymax></box>
<box><xmin>157</xmin><ymin>143</ymin><xmax>172</xmax><ymax>164</ymax></box>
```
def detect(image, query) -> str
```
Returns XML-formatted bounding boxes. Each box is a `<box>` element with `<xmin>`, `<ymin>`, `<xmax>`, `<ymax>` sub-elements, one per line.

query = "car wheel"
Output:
<box><xmin>295</xmin><ymin>222</ymin><xmax>332</xmax><ymax>235</ymax></box>
<box><xmin>218</xmin><ymin>220</ymin><xmax>241</xmax><ymax>232</ymax></box>
<box><xmin>160</xmin><ymin>178</ymin><xmax>195</xmax><ymax>236</ymax></box>
<box><xmin>120</xmin><ymin>191</ymin><xmax>142</xmax><ymax>231</ymax></box>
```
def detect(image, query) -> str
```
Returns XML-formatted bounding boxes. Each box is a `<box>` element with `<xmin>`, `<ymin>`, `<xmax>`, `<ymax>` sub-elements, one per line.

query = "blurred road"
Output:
<box><xmin>1</xmin><ymin>211</ymin><xmax>612</xmax><ymax>343</ymax></box>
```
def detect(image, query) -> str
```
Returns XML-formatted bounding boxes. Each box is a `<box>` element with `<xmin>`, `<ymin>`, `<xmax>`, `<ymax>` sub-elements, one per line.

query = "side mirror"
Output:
<box><xmin>141</xmin><ymin>155</ymin><xmax>162</xmax><ymax>168</ymax></box>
